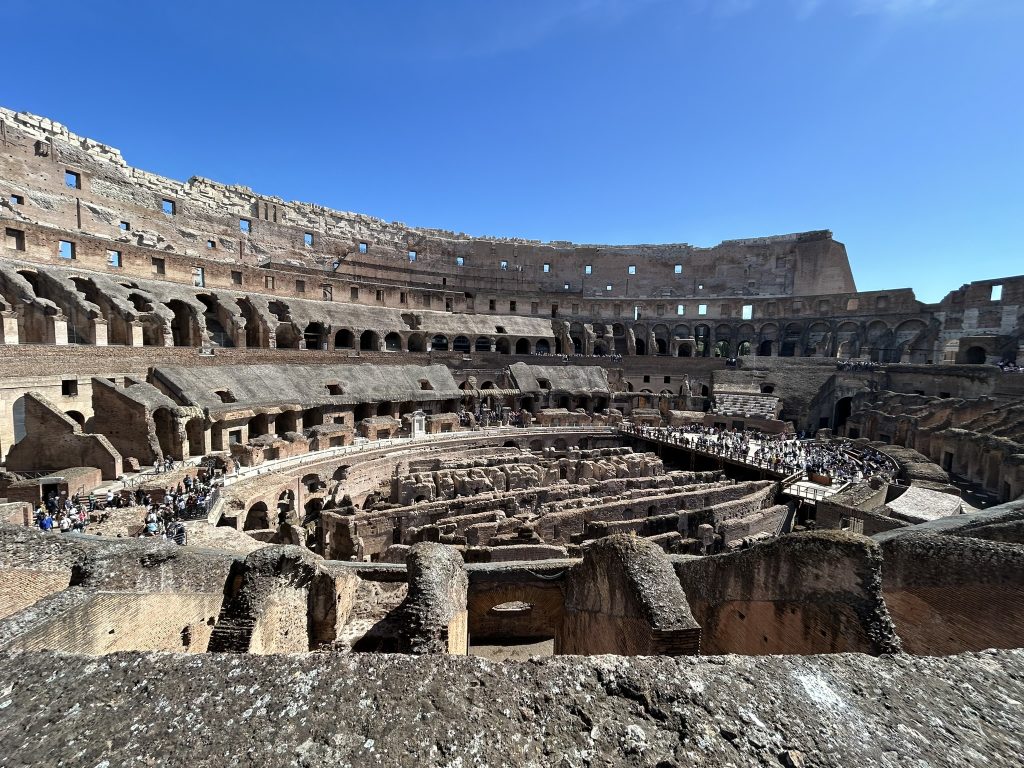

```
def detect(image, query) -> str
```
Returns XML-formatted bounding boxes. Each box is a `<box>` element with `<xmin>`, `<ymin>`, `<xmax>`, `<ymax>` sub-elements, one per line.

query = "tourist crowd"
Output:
<box><xmin>998</xmin><ymin>360</ymin><xmax>1023</xmax><ymax>373</ymax></box>
<box><xmin>140</xmin><ymin>471</ymin><xmax>216</xmax><ymax>540</ymax></box>
<box><xmin>623</xmin><ymin>421</ymin><xmax>897</xmax><ymax>484</ymax></box>
<box><xmin>35</xmin><ymin>468</ymin><xmax>218</xmax><ymax>545</ymax></box>
<box><xmin>836</xmin><ymin>360</ymin><xmax>883</xmax><ymax>371</ymax></box>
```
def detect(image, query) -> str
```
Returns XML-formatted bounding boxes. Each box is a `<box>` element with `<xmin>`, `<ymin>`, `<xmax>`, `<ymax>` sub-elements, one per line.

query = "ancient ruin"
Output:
<box><xmin>1</xmin><ymin>106</ymin><xmax>1022</xmax><ymax>765</ymax></box>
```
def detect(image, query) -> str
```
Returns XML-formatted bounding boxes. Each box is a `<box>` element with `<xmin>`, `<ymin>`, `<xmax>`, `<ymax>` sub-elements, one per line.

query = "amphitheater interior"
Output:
<box><xmin>1</xmin><ymin>107</ymin><xmax>1023</xmax><ymax>766</ymax></box>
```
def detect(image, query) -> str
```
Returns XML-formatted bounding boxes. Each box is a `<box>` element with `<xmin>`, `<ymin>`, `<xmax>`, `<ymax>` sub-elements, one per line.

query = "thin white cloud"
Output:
<box><xmin>708</xmin><ymin>0</ymin><xmax>1017</xmax><ymax>19</ymax></box>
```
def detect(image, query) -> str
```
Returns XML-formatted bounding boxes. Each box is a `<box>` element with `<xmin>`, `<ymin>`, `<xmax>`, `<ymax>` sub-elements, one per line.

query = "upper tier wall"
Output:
<box><xmin>0</xmin><ymin>106</ymin><xmax>856</xmax><ymax>299</ymax></box>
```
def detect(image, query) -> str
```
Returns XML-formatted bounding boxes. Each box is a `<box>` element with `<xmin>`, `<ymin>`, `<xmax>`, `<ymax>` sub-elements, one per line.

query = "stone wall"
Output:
<box><xmin>876</xmin><ymin>505</ymin><xmax>1024</xmax><ymax>654</ymax></box>
<box><xmin>675</xmin><ymin>531</ymin><xmax>901</xmax><ymax>655</ymax></box>
<box><xmin>4</xmin><ymin>391</ymin><xmax>121</xmax><ymax>478</ymax></box>
<box><xmin>559</xmin><ymin>535</ymin><xmax>701</xmax><ymax>656</ymax></box>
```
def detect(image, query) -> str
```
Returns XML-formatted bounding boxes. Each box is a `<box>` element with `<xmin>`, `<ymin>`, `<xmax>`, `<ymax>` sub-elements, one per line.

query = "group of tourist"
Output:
<box><xmin>998</xmin><ymin>360</ymin><xmax>1023</xmax><ymax>373</ymax></box>
<box><xmin>140</xmin><ymin>472</ymin><xmax>215</xmax><ymax>540</ymax></box>
<box><xmin>34</xmin><ymin>492</ymin><xmax>90</xmax><ymax>534</ymax></box>
<box><xmin>624</xmin><ymin>421</ymin><xmax>897</xmax><ymax>484</ymax></box>
<box><xmin>531</xmin><ymin>351</ymin><xmax>624</xmax><ymax>362</ymax></box>
<box><xmin>836</xmin><ymin>360</ymin><xmax>883</xmax><ymax>371</ymax></box>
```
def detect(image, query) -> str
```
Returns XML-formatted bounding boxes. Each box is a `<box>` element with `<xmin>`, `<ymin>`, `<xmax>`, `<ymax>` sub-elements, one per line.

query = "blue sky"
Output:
<box><xmin>2</xmin><ymin>0</ymin><xmax>1021</xmax><ymax>302</ymax></box>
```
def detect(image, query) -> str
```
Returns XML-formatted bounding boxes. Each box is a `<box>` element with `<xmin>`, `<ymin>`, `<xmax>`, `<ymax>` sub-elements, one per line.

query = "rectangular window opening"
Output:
<box><xmin>674</xmin><ymin>264</ymin><xmax>682</xmax><ymax>274</ymax></box>
<box><xmin>500</xmin><ymin>260</ymin><xmax>508</xmax><ymax>270</ymax></box>
<box><xmin>991</xmin><ymin>284</ymin><xmax>1003</xmax><ymax>301</ymax></box>
<box><xmin>350</xmin><ymin>286</ymin><xmax>359</xmax><ymax>300</ymax></box>
<box><xmin>119</xmin><ymin>221</ymin><xmax>130</xmax><ymax>231</ymax></box>
<box><xmin>192</xmin><ymin>267</ymin><xmax>205</xmax><ymax>288</ymax></box>
<box><xmin>106</xmin><ymin>250</ymin><xmax>121</xmax><ymax>268</ymax></box>
<box><xmin>9</xmin><ymin>194</ymin><xmax>24</xmax><ymax>206</ymax></box>
<box><xmin>455</xmin><ymin>256</ymin><xmax>465</xmax><ymax>267</ymax></box>
<box><xmin>584</xmin><ymin>265</ymin><xmax>592</xmax><ymax>275</ymax></box>
<box><xmin>542</xmin><ymin>263</ymin><xmax>550</xmax><ymax>273</ymax></box>
<box><xmin>304</xmin><ymin>232</ymin><xmax>314</xmax><ymax>246</ymax></box>
<box><xmin>152</xmin><ymin>257</ymin><xmax>165</xmax><ymax>275</ymax></box>
<box><xmin>58</xmin><ymin>240</ymin><xmax>75</xmax><ymax>260</ymax></box>
<box><xmin>742</xmin><ymin>304</ymin><xmax>753</xmax><ymax>320</ymax></box>
<box><xmin>358</xmin><ymin>242</ymin><xmax>368</xmax><ymax>254</ymax></box>
<box><xmin>161</xmin><ymin>199</ymin><xmax>175</xmax><ymax>215</ymax></box>
<box><xmin>239</xmin><ymin>218</ymin><xmax>251</xmax><ymax>233</ymax></box>
<box><xmin>231</xmin><ymin>270</ymin><xmax>242</xmax><ymax>286</ymax></box>
<box><xmin>5</xmin><ymin>227</ymin><xmax>25</xmax><ymax>251</ymax></box>
<box><xmin>676</xmin><ymin>304</ymin><xmax>685</xmax><ymax>315</ymax></box>
<box><xmin>61</xmin><ymin>379</ymin><xmax>78</xmax><ymax>397</ymax></box>
<box><xmin>510</xmin><ymin>300</ymin><xmax>517</xmax><ymax>311</ymax></box>
<box><xmin>296</xmin><ymin>280</ymin><xmax>306</xmax><ymax>293</ymax></box>
<box><xmin>65</xmin><ymin>170</ymin><xmax>81</xmax><ymax>189</ymax></box>
<box><xmin>628</xmin><ymin>265</ymin><xmax>637</xmax><ymax>275</ymax></box>
<box><xmin>408</xmin><ymin>251</ymin><xmax>417</xmax><ymax>262</ymax></box>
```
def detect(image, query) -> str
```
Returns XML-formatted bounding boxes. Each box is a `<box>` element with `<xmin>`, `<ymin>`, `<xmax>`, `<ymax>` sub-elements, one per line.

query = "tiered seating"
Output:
<box><xmin>712</xmin><ymin>393</ymin><xmax>781</xmax><ymax>420</ymax></box>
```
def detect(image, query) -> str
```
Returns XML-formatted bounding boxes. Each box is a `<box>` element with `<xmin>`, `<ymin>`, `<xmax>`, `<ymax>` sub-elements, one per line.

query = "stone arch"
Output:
<box><xmin>244</xmin><ymin>501</ymin><xmax>270</xmax><ymax>531</ymax></box>
<box><xmin>335</xmin><ymin>328</ymin><xmax>355</xmax><ymax>349</ymax></box>
<box><xmin>153</xmin><ymin>407</ymin><xmax>179</xmax><ymax>460</ymax></box>
<box><xmin>431</xmin><ymin>334</ymin><xmax>449</xmax><ymax>351</ymax></box>
<box><xmin>166</xmin><ymin>300</ymin><xmax>201</xmax><ymax>347</ymax></box>
<box><xmin>303</xmin><ymin>322</ymin><xmax>327</xmax><ymax>351</ymax></box>
<box><xmin>452</xmin><ymin>335</ymin><xmax>471</xmax><ymax>353</ymax></box>
<box><xmin>384</xmin><ymin>332</ymin><xmax>402</xmax><ymax>351</ymax></box>
<box><xmin>652</xmin><ymin>324</ymin><xmax>670</xmax><ymax>355</ymax></box>
<box><xmin>535</xmin><ymin>338</ymin><xmax>551</xmax><ymax>354</ymax></box>
<box><xmin>780</xmin><ymin>322</ymin><xmax>803</xmax><ymax>358</ymax></box>
<box><xmin>515</xmin><ymin>338</ymin><xmax>531</xmax><ymax>354</ymax></box>
<box><xmin>806</xmin><ymin>321</ymin><xmax>831</xmax><ymax>357</ymax></box>
<box><xmin>475</xmin><ymin>336</ymin><xmax>493</xmax><ymax>352</ymax></box>
<box><xmin>236</xmin><ymin>297</ymin><xmax>268</xmax><ymax>348</ymax></box>
<box><xmin>865</xmin><ymin>320</ymin><xmax>893</xmax><ymax>362</ymax></box>
<box><xmin>196</xmin><ymin>294</ymin><xmax>236</xmax><ymax>348</ymax></box>
<box><xmin>694</xmin><ymin>324</ymin><xmax>711</xmax><ymax>357</ymax></box>
<box><xmin>835</xmin><ymin>321</ymin><xmax>860</xmax><ymax>359</ymax></box>
<box><xmin>496</xmin><ymin>337</ymin><xmax>511</xmax><ymax>354</ymax></box>
<box><xmin>894</xmin><ymin>319</ymin><xmax>929</xmax><ymax>363</ymax></box>
<box><xmin>360</xmin><ymin>330</ymin><xmax>380</xmax><ymax>351</ymax></box>
<box><xmin>407</xmin><ymin>333</ymin><xmax>426</xmax><ymax>353</ymax></box>
<box><xmin>963</xmin><ymin>345</ymin><xmax>987</xmax><ymax>364</ymax></box>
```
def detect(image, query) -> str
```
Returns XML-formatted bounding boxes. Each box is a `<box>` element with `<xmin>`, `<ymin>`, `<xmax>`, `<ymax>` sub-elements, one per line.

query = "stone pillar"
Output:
<box><xmin>51</xmin><ymin>317</ymin><xmax>69</xmax><ymax>345</ymax></box>
<box><xmin>1</xmin><ymin>314</ymin><xmax>19</xmax><ymax>345</ymax></box>
<box><xmin>94</xmin><ymin>319</ymin><xmax>108</xmax><ymax>346</ymax></box>
<box><xmin>129</xmin><ymin>322</ymin><xmax>144</xmax><ymax>347</ymax></box>
<box><xmin>211</xmin><ymin>422</ymin><xmax>224</xmax><ymax>452</ymax></box>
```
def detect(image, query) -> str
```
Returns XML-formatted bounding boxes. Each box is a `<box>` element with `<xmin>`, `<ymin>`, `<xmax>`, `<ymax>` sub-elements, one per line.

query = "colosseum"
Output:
<box><xmin>0</xmin><ymin>106</ymin><xmax>1022</xmax><ymax>766</ymax></box>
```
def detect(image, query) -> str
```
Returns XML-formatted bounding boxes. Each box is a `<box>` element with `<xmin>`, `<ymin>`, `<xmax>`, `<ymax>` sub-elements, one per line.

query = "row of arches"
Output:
<box><xmin>4</xmin><ymin>265</ymin><xmax>1001</xmax><ymax>365</ymax></box>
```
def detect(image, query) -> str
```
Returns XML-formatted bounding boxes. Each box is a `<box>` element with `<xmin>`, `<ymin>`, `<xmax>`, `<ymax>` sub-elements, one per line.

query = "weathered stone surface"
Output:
<box><xmin>0</xmin><ymin>649</ymin><xmax>1021</xmax><ymax>767</ymax></box>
